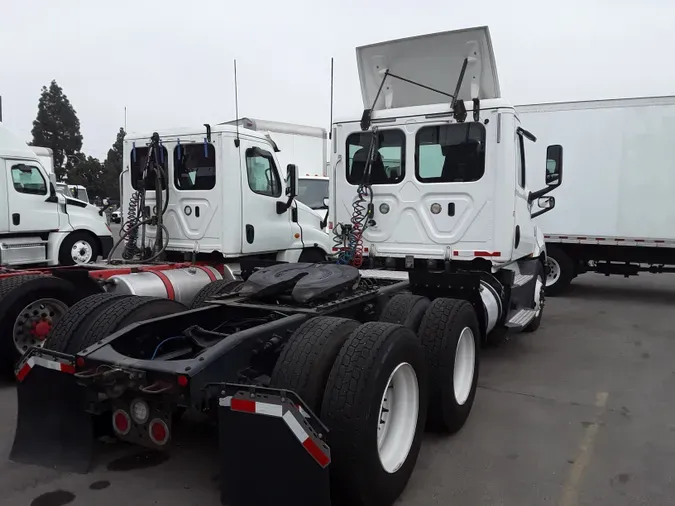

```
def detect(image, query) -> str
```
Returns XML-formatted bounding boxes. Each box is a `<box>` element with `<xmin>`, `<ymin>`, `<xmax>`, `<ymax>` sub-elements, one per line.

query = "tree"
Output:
<box><xmin>101</xmin><ymin>127</ymin><xmax>125</xmax><ymax>201</ymax></box>
<box><xmin>31</xmin><ymin>80</ymin><xmax>83</xmax><ymax>180</ymax></box>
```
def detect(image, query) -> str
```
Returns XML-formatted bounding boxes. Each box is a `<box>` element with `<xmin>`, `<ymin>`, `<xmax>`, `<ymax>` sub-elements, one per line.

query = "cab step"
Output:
<box><xmin>505</xmin><ymin>308</ymin><xmax>537</xmax><ymax>329</ymax></box>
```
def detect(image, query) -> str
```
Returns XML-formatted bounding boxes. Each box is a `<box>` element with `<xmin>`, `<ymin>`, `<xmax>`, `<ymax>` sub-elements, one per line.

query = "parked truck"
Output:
<box><xmin>10</xmin><ymin>26</ymin><xmax>563</xmax><ymax>506</ymax></box>
<box><xmin>518</xmin><ymin>95</ymin><xmax>675</xmax><ymax>294</ymax></box>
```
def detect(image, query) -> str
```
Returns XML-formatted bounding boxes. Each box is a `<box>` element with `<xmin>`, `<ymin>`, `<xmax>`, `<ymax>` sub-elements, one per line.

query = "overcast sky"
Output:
<box><xmin>2</xmin><ymin>0</ymin><xmax>674</xmax><ymax>159</ymax></box>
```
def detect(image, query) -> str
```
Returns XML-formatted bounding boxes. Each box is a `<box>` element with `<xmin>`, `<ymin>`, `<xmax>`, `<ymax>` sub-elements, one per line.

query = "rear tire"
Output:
<box><xmin>0</xmin><ymin>275</ymin><xmax>78</xmax><ymax>374</ymax></box>
<box><xmin>190</xmin><ymin>279</ymin><xmax>242</xmax><ymax>309</ymax></box>
<box><xmin>321</xmin><ymin>322</ymin><xmax>428</xmax><ymax>506</ymax></box>
<box><xmin>45</xmin><ymin>293</ymin><xmax>132</xmax><ymax>353</ymax></box>
<box><xmin>67</xmin><ymin>296</ymin><xmax>187</xmax><ymax>353</ymax></box>
<box><xmin>418</xmin><ymin>298</ymin><xmax>480</xmax><ymax>433</ymax></box>
<box><xmin>545</xmin><ymin>245</ymin><xmax>574</xmax><ymax>296</ymax></box>
<box><xmin>270</xmin><ymin>316</ymin><xmax>360</xmax><ymax>414</ymax></box>
<box><xmin>379</xmin><ymin>294</ymin><xmax>430</xmax><ymax>333</ymax></box>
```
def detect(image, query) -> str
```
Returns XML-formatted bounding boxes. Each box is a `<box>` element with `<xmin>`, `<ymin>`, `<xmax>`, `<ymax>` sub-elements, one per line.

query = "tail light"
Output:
<box><xmin>130</xmin><ymin>399</ymin><xmax>150</xmax><ymax>424</ymax></box>
<box><xmin>112</xmin><ymin>410</ymin><xmax>131</xmax><ymax>435</ymax></box>
<box><xmin>148</xmin><ymin>418</ymin><xmax>170</xmax><ymax>446</ymax></box>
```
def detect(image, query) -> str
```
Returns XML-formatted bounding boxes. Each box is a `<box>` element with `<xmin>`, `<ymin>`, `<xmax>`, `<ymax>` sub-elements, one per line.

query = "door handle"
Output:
<box><xmin>12</xmin><ymin>213</ymin><xmax>20</xmax><ymax>226</ymax></box>
<box><xmin>245</xmin><ymin>225</ymin><xmax>254</xmax><ymax>244</ymax></box>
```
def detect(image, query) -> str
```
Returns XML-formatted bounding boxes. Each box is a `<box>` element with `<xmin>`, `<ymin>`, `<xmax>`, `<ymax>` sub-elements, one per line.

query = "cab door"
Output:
<box><xmin>240</xmin><ymin>140</ymin><xmax>294</xmax><ymax>254</ymax></box>
<box><xmin>513</xmin><ymin>127</ymin><xmax>537</xmax><ymax>258</ymax></box>
<box><xmin>5</xmin><ymin>160</ymin><xmax>59</xmax><ymax>232</ymax></box>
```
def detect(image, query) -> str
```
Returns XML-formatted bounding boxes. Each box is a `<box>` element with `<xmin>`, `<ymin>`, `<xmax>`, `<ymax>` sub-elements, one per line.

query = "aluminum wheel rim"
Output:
<box><xmin>545</xmin><ymin>257</ymin><xmax>561</xmax><ymax>287</ymax></box>
<box><xmin>377</xmin><ymin>362</ymin><xmax>419</xmax><ymax>474</ymax></box>
<box><xmin>454</xmin><ymin>327</ymin><xmax>476</xmax><ymax>406</ymax></box>
<box><xmin>72</xmin><ymin>239</ymin><xmax>93</xmax><ymax>264</ymax></box>
<box><xmin>13</xmin><ymin>298</ymin><xmax>69</xmax><ymax>353</ymax></box>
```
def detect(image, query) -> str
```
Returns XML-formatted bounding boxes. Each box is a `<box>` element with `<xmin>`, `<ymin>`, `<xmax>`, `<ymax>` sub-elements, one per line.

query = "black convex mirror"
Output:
<box><xmin>545</xmin><ymin>145</ymin><xmax>563</xmax><ymax>187</ymax></box>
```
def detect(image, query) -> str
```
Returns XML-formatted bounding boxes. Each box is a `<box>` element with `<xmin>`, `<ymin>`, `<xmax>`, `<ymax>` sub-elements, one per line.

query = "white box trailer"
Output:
<box><xmin>221</xmin><ymin>118</ymin><xmax>328</xmax><ymax>176</ymax></box>
<box><xmin>519</xmin><ymin>95</ymin><xmax>675</xmax><ymax>294</ymax></box>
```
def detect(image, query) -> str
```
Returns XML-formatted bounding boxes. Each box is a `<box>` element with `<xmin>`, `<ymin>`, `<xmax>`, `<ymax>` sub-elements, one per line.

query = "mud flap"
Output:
<box><xmin>218</xmin><ymin>384</ymin><xmax>331</xmax><ymax>506</ymax></box>
<box><xmin>10</xmin><ymin>352</ymin><xmax>95</xmax><ymax>473</ymax></box>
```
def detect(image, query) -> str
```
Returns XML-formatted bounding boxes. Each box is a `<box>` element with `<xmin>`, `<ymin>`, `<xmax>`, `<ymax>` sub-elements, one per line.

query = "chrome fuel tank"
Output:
<box><xmin>106</xmin><ymin>266</ymin><xmax>224</xmax><ymax>306</ymax></box>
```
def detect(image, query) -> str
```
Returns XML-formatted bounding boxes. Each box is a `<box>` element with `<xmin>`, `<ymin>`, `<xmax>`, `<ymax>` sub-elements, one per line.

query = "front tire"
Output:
<box><xmin>321</xmin><ymin>322</ymin><xmax>428</xmax><ymax>506</ymax></box>
<box><xmin>59</xmin><ymin>231</ymin><xmax>100</xmax><ymax>265</ymax></box>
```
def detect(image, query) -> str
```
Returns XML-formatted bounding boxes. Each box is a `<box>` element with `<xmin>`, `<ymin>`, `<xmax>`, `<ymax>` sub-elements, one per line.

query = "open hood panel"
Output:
<box><xmin>356</xmin><ymin>26</ymin><xmax>500</xmax><ymax>111</ymax></box>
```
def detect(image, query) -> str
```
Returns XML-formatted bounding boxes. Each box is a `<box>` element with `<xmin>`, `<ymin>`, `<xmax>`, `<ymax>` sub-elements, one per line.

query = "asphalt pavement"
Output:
<box><xmin>1</xmin><ymin>272</ymin><xmax>674</xmax><ymax>505</ymax></box>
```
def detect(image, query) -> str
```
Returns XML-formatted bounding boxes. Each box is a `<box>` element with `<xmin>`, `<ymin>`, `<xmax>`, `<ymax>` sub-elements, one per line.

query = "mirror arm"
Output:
<box><xmin>276</xmin><ymin>197</ymin><xmax>293</xmax><ymax>215</ymax></box>
<box><xmin>320</xmin><ymin>209</ymin><xmax>329</xmax><ymax>229</ymax></box>
<box><xmin>531</xmin><ymin>207</ymin><xmax>552</xmax><ymax>219</ymax></box>
<box><xmin>528</xmin><ymin>186</ymin><xmax>554</xmax><ymax>202</ymax></box>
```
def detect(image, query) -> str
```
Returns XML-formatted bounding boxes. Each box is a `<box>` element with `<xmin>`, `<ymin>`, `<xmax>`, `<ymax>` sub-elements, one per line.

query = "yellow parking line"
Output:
<box><xmin>559</xmin><ymin>392</ymin><xmax>609</xmax><ymax>506</ymax></box>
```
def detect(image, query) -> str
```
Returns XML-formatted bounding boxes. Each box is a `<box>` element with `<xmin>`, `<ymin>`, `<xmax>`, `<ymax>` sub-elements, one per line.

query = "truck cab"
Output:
<box><xmin>0</xmin><ymin>124</ymin><xmax>113</xmax><ymax>266</ymax></box>
<box><xmin>121</xmin><ymin>125</ymin><xmax>332</xmax><ymax>264</ymax></box>
<box><xmin>330</xmin><ymin>26</ymin><xmax>563</xmax><ymax>271</ymax></box>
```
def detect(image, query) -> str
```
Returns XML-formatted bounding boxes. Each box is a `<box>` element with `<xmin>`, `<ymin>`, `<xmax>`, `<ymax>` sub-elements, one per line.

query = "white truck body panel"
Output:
<box><xmin>519</xmin><ymin>96</ymin><xmax>675</xmax><ymax>246</ymax></box>
<box><xmin>31</xmin><ymin>146</ymin><xmax>54</xmax><ymax>175</ymax></box>
<box><xmin>122</xmin><ymin>124</ymin><xmax>331</xmax><ymax>259</ymax></box>
<box><xmin>222</xmin><ymin>118</ymin><xmax>327</xmax><ymax>176</ymax></box>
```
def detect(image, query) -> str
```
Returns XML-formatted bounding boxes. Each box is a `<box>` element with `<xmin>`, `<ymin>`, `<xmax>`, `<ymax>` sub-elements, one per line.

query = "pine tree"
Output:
<box><xmin>31</xmin><ymin>80</ymin><xmax>83</xmax><ymax>180</ymax></box>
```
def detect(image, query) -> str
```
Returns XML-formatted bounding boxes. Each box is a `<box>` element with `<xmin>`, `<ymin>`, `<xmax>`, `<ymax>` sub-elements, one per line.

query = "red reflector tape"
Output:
<box><xmin>474</xmin><ymin>251</ymin><xmax>501</xmax><ymax>257</ymax></box>
<box><xmin>15</xmin><ymin>356</ymin><xmax>76</xmax><ymax>382</ymax></box>
<box><xmin>282</xmin><ymin>411</ymin><xmax>330</xmax><ymax>468</ymax></box>
<box><xmin>230</xmin><ymin>398</ymin><xmax>256</xmax><ymax>413</ymax></box>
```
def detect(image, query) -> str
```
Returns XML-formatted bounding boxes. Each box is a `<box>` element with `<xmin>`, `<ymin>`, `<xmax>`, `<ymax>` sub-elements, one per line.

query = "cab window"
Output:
<box><xmin>346</xmin><ymin>129</ymin><xmax>405</xmax><ymax>185</ymax></box>
<box><xmin>416</xmin><ymin>123</ymin><xmax>486</xmax><ymax>183</ymax></box>
<box><xmin>11</xmin><ymin>164</ymin><xmax>47</xmax><ymax>195</ymax></box>
<box><xmin>245</xmin><ymin>148</ymin><xmax>281</xmax><ymax>197</ymax></box>
<box><xmin>174</xmin><ymin>143</ymin><xmax>216</xmax><ymax>190</ymax></box>
<box><xmin>130</xmin><ymin>146</ymin><xmax>168</xmax><ymax>191</ymax></box>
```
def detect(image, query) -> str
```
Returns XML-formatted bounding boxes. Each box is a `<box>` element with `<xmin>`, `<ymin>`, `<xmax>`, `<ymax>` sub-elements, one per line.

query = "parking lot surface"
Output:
<box><xmin>1</xmin><ymin>273</ymin><xmax>673</xmax><ymax>506</ymax></box>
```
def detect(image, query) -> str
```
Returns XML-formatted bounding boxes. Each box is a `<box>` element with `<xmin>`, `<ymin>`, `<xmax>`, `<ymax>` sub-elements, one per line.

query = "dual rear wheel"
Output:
<box><xmin>270</xmin><ymin>294</ymin><xmax>480</xmax><ymax>506</ymax></box>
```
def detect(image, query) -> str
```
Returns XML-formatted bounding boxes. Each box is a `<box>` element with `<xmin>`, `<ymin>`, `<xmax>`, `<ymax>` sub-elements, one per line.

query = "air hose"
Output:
<box><xmin>335</xmin><ymin>129</ymin><xmax>377</xmax><ymax>267</ymax></box>
<box><xmin>108</xmin><ymin>133</ymin><xmax>170</xmax><ymax>264</ymax></box>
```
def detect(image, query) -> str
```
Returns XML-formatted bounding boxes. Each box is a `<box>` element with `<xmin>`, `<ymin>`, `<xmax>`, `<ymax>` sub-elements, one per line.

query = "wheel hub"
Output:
<box><xmin>13</xmin><ymin>298</ymin><xmax>69</xmax><ymax>353</ymax></box>
<box><xmin>453</xmin><ymin>327</ymin><xmax>476</xmax><ymax>406</ymax></box>
<box><xmin>377</xmin><ymin>362</ymin><xmax>419</xmax><ymax>474</ymax></box>
<box><xmin>72</xmin><ymin>240</ymin><xmax>93</xmax><ymax>264</ymax></box>
<box><xmin>545</xmin><ymin>257</ymin><xmax>561</xmax><ymax>287</ymax></box>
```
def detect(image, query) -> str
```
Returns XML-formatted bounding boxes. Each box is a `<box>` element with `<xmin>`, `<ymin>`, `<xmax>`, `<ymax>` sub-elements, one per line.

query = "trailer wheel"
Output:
<box><xmin>270</xmin><ymin>316</ymin><xmax>359</xmax><ymax>414</ymax></box>
<box><xmin>0</xmin><ymin>275</ymin><xmax>79</xmax><ymax>371</ymax></box>
<box><xmin>69</xmin><ymin>296</ymin><xmax>187</xmax><ymax>353</ymax></box>
<box><xmin>418</xmin><ymin>298</ymin><xmax>479</xmax><ymax>433</ymax></box>
<box><xmin>545</xmin><ymin>245</ymin><xmax>574</xmax><ymax>296</ymax></box>
<box><xmin>379</xmin><ymin>294</ymin><xmax>430</xmax><ymax>332</ymax></box>
<box><xmin>524</xmin><ymin>264</ymin><xmax>546</xmax><ymax>333</ymax></box>
<box><xmin>45</xmin><ymin>293</ymin><xmax>133</xmax><ymax>353</ymax></box>
<box><xmin>190</xmin><ymin>280</ymin><xmax>242</xmax><ymax>309</ymax></box>
<box><xmin>321</xmin><ymin>322</ymin><xmax>428</xmax><ymax>506</ymax></box>
<box><xmin>59</xmin><ymin>231</ymin><xmax>100</xmax><ymax>265</ymax></box>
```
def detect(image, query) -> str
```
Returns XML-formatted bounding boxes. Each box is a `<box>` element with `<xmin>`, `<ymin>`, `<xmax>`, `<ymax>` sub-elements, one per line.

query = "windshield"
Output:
<box><xmin>297</xmin><ymin>179</ymin><xmax>329</xmax><ymax>210</ymax></box>
<box><xmin>55</xmin><ymin>183</ymin><xmax>68</xmax><ymax>196</ymax></box>
<box><xmin>69</xmin><ymin>186</ymin><xmax>89</xmax><ymax>203</ymax></box>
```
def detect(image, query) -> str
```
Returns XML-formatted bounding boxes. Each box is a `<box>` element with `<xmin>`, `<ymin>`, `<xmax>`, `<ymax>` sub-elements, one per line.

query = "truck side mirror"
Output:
<box><xmin>531</xmin><ymin>196</ymin><xmax>555</xmax><ymax>218</ymax></box>
<box><xmin>323</xmin><ymin>197</ymin><xmax>330</xmax><ymax>209</ymax></box>
<box><xmin>529</xmin><ymin>144</ymin><xmax>564</xmax><ymax>202</ymax></box>
<box><xmin>285</xmin><ymin>164</ymin><xmax>299</xmax><ymax>199</ymax></box>
<box><xmin>545</xmin><ymin>145</ymin><xmax>563</xmax><ymax>187</ymax></box>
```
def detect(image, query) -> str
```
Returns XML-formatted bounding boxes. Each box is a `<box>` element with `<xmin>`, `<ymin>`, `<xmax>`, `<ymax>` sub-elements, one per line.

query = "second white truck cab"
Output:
<box><xmin>121</xmin><ymin>124</ymin><xmax>332</xmax><ymax>266</ymax></box>
<box><xmin>331</xmin><ymin>26</ymin><xmax>564</xmax><ymax>339</ymax></box>
<box><xmin>0</xmin><ymin>123</ymin><xmax>113</xmax><ymax>266</ymax></box>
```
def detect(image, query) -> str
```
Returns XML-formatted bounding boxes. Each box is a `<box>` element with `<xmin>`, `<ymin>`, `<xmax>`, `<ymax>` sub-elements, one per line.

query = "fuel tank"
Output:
<box><xmin>106</xmin><ymin>266</ymin><xmax>223</xmax><ymax>306</ymax></box>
